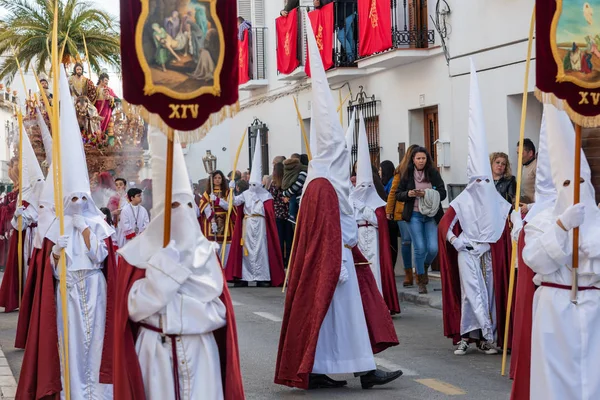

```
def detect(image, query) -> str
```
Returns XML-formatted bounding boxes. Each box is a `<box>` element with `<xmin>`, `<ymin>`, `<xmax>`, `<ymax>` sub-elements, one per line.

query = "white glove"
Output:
<box><xmin>0</xmin><ymin>235</ymin><xmax>5</xmax><ymax>240</ymax></box>
<box><xmin>209</xmin><ymin>194</ymin><xmax>217</xmax><ymax>202</ymax></box>
<box><xmin>451</xmin><ymin>236</ymin><xmax>467</xmax><ymax>252</ymax></box>
<box><xmin>510</xmin><ymin>210</ymin><xmax>523</xmax><ymax>242</ymax></box>
<box><xmin>53</xmin><ymin>235</ymin><xmax>69</xmax><ymax>256</ymax></box>
<box><xmin>211</xmin><ymin>221</ymin><xmax>218</xmax><ymax>234</ymax></box>
<box><xmin>14</xmin><ymin>206</ymin><xmax>25</xmax><ymax>218</ymax></box>
<box><xmin>338</xmin><ymin>264</ymin><xmax>349</xmax><ymax>284</ymax></box>
<box><xmin>72</xmin><ymin>215</ymin><xmax>88</xmax><ymax>232</ymax></box>
<box><xmin>558</xmin><ymin>203</ymin><xmax>585</xmax><ymax>231</ymax></box>
<box><xmin>229</xmin><ymin>181</ymin><xmax>236</xmax><ymax>189</ymax></box>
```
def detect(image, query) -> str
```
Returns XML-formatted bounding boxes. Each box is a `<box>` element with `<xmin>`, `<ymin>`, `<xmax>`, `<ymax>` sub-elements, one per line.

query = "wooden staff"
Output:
<box><xmin>337</xmin><ymin>92</ymin><xmax>350</xmax><ymax>114</ymax></box>
<box><xmin>292</xmin><ymin>97</ymin><xmax>312</xmax><ymax>159</ymax></box>
<box><xmin>32</xmin><ymin>69</ymin><xmax>53</xmax><ymax>118</ymax></box>
<box><xmin>221</xmin><ymin>130</ymin><xmax>247</xmax><ymax>263</ymax></box>
<box><xmin>164</xmin><ymin>129</ymin><xmax>175</xmax><ymax>247</ymax></box>
<box><xmin>501</xmin><ymin>6</ymin><xmax>535</xmax><ymax>376</ymax></box>
<box><xmin>14</xmin><ymin>56</ymin><xmax>28</xmax><ymax>97</ymax></box>
<box><xmin>571</xmin><ymin>124</ymin><xmax>582</xmax><ymax>304</ymax></box>
<box><xmin>16</xmin><ymin>110</ymin><xmax>23</xmax><ymax>307</ymax></box>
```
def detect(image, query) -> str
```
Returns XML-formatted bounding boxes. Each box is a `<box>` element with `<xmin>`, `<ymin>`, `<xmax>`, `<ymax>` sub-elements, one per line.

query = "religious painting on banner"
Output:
<box><xmin>537</xmin><ymin>0</ymin><xmax>600</xmax><ymax>126</ymax></box>
<box><xmin>239</xmin><ymin>30</ymin><xmax>250</xmax><ymax>85</ymax></box>
<box><xmin>305</xmin><ymin>4</ymin><xmax>334</xmax><ymax>77</ymax></box>
<box><xmin>358</xmin><ymin>0</ymin><xmax>392</xmax><ymax>58</ymax></box>
<box><xmin>120</xmin><ymin>0</ymin><xmax>239</xmax><ymax>132</ymax></box>
<box><xmin>276</xmin><ymin>8</ymin><xmax>300</xmax><ymax>75</ymax></box>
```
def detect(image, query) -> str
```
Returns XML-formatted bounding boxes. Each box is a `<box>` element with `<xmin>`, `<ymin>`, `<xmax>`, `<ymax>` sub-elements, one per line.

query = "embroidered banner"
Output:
<box><xmin>305</xmin><ymin>4</ymin><xmax>335</xmax><ymax>77</ymax></box>
<box><xmin>239</xmin><ymin>30</ymin><xmax>250</xmax><ymax>85</ymax></box>
<box><xmin>119</xmin><ymin>0</ymin><xmax>239</xmax><ymax>133</ymax></box>
<box><xmin>536</xmin><ymin>0</ymin><xmax>600</xmax><ymax>126</ymax></box>
<box><xmin>358</xmin><ymin>0</ymin><xmax>392</xmax><ymax>57</ymax></box>
<box><xmin>276</xmin><ymin>8</ymin><xmax>300</xmax><ymax>75</ymax></box>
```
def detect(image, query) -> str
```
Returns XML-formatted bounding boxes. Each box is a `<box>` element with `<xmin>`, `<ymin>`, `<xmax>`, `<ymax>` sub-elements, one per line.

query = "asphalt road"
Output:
<box><xmin>0</xmin><ymin>281</ymin><xmax>513</xmax><ymax>399</ymax></box>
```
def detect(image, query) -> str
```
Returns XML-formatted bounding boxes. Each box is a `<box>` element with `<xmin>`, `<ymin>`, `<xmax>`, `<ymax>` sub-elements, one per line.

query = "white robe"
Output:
<box><xmin>12</xmin><ymin>205</ymin><xmax>38</xmax><ymax>282</ymax></box>
<box><xmin>447</xmin><ymin>215</ymin><xmax>496</xmax><ymax>342</ymax></box>
<box><xmin>128</xmin><ymin>251</ymin><xmax>227</xmax><ymax>400</ymax></box>
<box><xmin>312</xmin><ymin>212</ymin><xmax>376</xmax><ymax>374</ymax></box>
<box><xmin>114</xmin><ymin>194</ymin><xmax>129</xmax><ymax>248</ymax></box>
<box><xmin>354</xmin><ymin>205</ymin><xmax>382</xmax><ymax>293</ymax></box>
<box><xmin>233</xmin><ymin>194</ymin><xmax>270</xmax><ymax>282</ymax></box>
<box><xmin>53</xmin><ymin>229</ymin><xmax>112</xmax><ymax>400</ymax></box>
<box><xmin>523</xmin><ymin>209</ymin><xmax>600</xmax><ymax>400</ymax></box>
<box><xmin>119</xmin><ymin>203</ymin><xmax>150</xmax><ymax>247</ymax></box>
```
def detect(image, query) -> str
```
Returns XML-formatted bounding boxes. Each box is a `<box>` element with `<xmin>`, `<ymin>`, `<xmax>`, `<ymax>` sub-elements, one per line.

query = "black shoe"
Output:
<box><xmin>233</xmin><ymin>280</ymin><xmax>248</xmax><ymax>288</ymax></box>
<box><xmin>360</xmin><ymin>369</ymin><xmax>403</xmax><ymax>389</ymax></box>
<box><xmin>256</xmin><ymin>281</ymin><xmax>271</xmax><ymax>288</ymax></box>
<box><xmin>308</xmin><ymin>374</ymin><xmax>347</xmax><ymax>389</ymax></box>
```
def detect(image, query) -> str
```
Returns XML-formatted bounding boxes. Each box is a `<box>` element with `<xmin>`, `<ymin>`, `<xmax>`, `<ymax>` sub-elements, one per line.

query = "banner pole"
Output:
<box><xmin>163</xmin><ymin>129</ymin><xmax>174</xmax><ymax>247</ymax></box>
<box><xmin>570</xmin><ymin>124</ymin><xmax>582</xmax><ymax>304</ymax></box>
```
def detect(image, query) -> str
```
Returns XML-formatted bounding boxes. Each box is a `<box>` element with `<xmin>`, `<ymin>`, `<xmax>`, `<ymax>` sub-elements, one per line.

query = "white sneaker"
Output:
<box><xmin>478</xmin><ymin>341</ymin><xmax>498</xmax><ymax>355</ymax></box>
<box><xmin>454</xmin><ymin>339</ymin><xmax>469</xmax><ymax>355</ymax></box>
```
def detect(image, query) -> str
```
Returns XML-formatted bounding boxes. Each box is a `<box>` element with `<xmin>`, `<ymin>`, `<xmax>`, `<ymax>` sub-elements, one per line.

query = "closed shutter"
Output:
<box><xmin>251</xmin><ymin>0</ymin><xmax>265</xmax><ymax>26</ymax></box>
<box><xmin>237</xmin><ymin>0</ymin><xmax>252</xmax><ymax>21</ymax></box>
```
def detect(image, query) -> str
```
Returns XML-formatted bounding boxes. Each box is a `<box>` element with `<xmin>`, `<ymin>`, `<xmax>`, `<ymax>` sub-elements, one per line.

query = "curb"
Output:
<box><xmin>0</xmin><ymin>346</ymin><xmax>16</xmax><ymax>400</ymax></box>
<box><xmin>398</xmin><ymin>289</ymin><xmax>443</xmax><ymax>310</ymax></box>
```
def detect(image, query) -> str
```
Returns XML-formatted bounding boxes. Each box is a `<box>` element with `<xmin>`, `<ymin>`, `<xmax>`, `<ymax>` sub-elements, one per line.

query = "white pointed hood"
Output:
<box><xmin>33</xmin><ymin>167</ymin><xmax>55</xmax><ymax>249</ymax></box>
<box><xmin>302</xmin><ymin>9</ymin><xmax>353</xmax><ymax>215</ymax></box>
<box><xmin>21</xmin><ymin>123</ymin><xmax>45</xmax><ymax>209</ymax></box>
<box><xmin>345</xmin><ymin>109</ymin><xmax>356</xmax><ymax>160</ymax></box>
<box><xmin>450</xmin><ymin>59</ymin><xmax>511</xmax><ymax>242</ymax></box>
<box><xmin>244</xmin><ymin>133</ymin><xmax>272</xmax><ymax>202</ymax></box>
<box><xmin>524</xmin><ymin>106</ymin><xmax>557</xmax><ymax>222</ymax></box>
<box><xmin>350</xmin><ymin>112</ymin><xmax>386</xmax><ymax>211</ymax></box>
<box><xmin>36</xmin><ymin>107</ymin><xmax>53</xmax><ymax>166</ymax></box>
<box><xmin>119</xmin><ymin>127</ymin><xmax>222</xmax><ymax>281</ymax></box>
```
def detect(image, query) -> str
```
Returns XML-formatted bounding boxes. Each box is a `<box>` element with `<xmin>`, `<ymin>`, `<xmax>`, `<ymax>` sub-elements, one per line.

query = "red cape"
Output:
<box><xmin>112</xmin><ymin>257</ymin><xmax>245</xmax><ymax>400</ymax></box>
<box><xmin>0</xmin><ymin>228</ymin><xmax>28</xmax><ymax>312</ymax></box>
<box><xmin>224</xmin><ymin>199</ymin><xmax>285</xmax><ymax>286</ymax></box>
<box><xmin>437</xmin><ymin>206</ymin><xmax>512</xmax><ymax>346</ymax></box>
<box><xmin>510</xmin><ymin>227</ymin><xmax>536</xmax><ymax>400</ymax></box>
<box><xmin>16</xmin><ymin>238</ymin><xmax>117</xmax><ymax>399</ymax></box>
<box><xmin>274</xmin><ymin>179</ymin><xmax>398</xmax><ymax>389</ymax></box>
<box><xmin>375</xmin><ymin>207</ymin><xmax>401</xmax><ymax>315</ymax></box>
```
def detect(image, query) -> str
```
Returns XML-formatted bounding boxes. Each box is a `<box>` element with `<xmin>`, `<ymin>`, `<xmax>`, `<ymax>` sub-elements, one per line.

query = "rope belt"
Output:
<box><xmin>357</xmin><ymin>222</ymin><xmax>373</xmax><ymax>228</ymax></box>
<box><xmin>541</xmin><ymin>282</ymin><xmax>600</xmax><ymax>291</ymax></box>
<box><xmin>344</xmin><ymin>244</ymin><xmax>353</xmax><ymax>250</ymax></box>
<box><xmin>29</xmin><ymin>223</ymin><xmax>38</xmax><ymax>228</ymax></box>
<box><xmin>138</xmin><ymin>323</ymin><xmax>182</xmax><ymax>400</ymax></box>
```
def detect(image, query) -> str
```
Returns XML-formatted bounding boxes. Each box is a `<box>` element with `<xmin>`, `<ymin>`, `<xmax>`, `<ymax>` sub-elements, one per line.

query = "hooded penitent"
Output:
<box><xmin>244</xmin><ymin>133</ymin><xmax>272</xmax><ymax>203</ymax></box>
<box><xmin>20</xmin><ymin>121</ymin><xmax>45</xmax><ymax>209</ymax></box>
<box><xmin>449</xmin><ymin>59</ymin><xmax>511</xmax><ymax>242</ymax></box>
<box><xmin>345</xmin><ymin>109</ymin><xmax>356</xmax><ymax>161</ymax></box>
<box><xmin>350</xmin><ymin>112</ymin><xmax>386</xmax><ymax>211</ymax></box>
<box><xmin>36</xmin><ymin>107</ymin><xmax>53</xmax><ymax>166</ymax></box>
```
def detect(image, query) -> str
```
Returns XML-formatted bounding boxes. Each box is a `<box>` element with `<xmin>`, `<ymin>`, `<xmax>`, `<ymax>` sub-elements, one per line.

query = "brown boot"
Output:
<box><xmin>417</xmin><ymin>275</ymin><xmax>428</xmax><ymax>294</ymax></box>
<box><xmin>423</xmin><ymin>266</ymin><xmax>429</xmax><ymax>285</ymax></box>
<box><xmin>403</xmin><ymin>268</ymin><xmax>414</xmax><ymax>287</ymax></box>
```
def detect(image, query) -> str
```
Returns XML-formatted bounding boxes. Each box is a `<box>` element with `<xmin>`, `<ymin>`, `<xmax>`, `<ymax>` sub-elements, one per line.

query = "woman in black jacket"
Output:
<box><xmin>395</xmin><ymin>147</ymin><xmax>446</xmax><ymax>293</ymax></box>
<box><xmin>490</xmin><ymin>152</ymin><xmax>516</xmax><ymax>205</ymax></box>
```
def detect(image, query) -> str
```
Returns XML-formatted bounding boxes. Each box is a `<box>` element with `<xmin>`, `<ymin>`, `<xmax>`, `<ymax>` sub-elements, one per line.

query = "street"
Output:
<box><xmin>0</xmin><ymin>276</ymin><xmax>513</xmax><ymax>400</ymax></box>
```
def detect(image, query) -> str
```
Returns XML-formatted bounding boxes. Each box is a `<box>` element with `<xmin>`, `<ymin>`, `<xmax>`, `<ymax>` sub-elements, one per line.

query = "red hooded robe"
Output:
<box><xmin>375</xmin><ymin>207</ymin><xmax>401</xmax><ymax>315</ymax></box>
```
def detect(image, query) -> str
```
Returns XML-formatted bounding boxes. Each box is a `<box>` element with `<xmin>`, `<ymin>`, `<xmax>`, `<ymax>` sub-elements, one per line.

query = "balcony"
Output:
<box><xmin>357</xmin><ymin>0</ymin><xmax>439</xmax><ymax>69</ymax></box>
<box><xmin>239</xmin><ymin>27</ymin><xmax>269</xmax><ymax>91</ymax></box>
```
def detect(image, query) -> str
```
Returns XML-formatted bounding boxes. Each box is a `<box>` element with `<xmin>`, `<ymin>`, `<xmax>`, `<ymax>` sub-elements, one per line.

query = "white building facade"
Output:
<box><xmin>184</xmin><ymin>0</ymin><xmax>542</xmax><ymax>195</ymax></box>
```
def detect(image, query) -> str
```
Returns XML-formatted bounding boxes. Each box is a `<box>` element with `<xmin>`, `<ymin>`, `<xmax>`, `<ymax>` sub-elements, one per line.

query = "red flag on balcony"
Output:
<box><xmin>536</xmin><ymin>0</ymin><xmax>600</xmax><ymax>125</ymax></box>
<box><xmin>276</xmin><ymin>8</ymin><xmax>300</xmax><ymax>75</ymax></box>
<box><xmin>358</xmin><ymin>0</ymin><xmax>392</xmax><ymax>57</ymax></box>
<box><xmin>239</xmin><ymin>30</ymin><xmax>250</xmax><ymax>85</ymax></box>
<box><xmin>118</xmin><ymin>0</ymin><xmax>239</xmax><ymax>132</ymax></box>
<box><xmin>305</xmin><ymin>4</ymin><xmax>334</xmax><ymax>77</ymax></box>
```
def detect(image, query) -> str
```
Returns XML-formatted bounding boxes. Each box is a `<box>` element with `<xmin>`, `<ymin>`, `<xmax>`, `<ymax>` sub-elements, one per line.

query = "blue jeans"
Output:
<box><xmin>337</xmin><ymin>13</ymin><xmax>356</xmax><ymax>63</ymax></box>
<box><xmin>397</xmin><ymin>221</ymin><xmax>413</xmax><ymax>271</ymax></box>
<box><xmin>407</xmin><ymin>211</ymin><xmax>438</xmax><ymax>275</ymax></box>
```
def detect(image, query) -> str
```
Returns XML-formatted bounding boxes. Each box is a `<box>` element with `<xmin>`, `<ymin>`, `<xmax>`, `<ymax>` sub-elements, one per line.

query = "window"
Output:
<box><xmin>248</xmin><ymin>119</ymin><xmax>270</xmax><ymax>177</ymax></box>
<box><xmin>347</xmin><ymin>88</ymin><xmax>381</xmax><ymax>167</ymax></box>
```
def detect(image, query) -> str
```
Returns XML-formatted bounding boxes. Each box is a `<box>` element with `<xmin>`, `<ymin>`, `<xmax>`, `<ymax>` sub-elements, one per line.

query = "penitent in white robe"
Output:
<box><xmin>233</xmin><ymin>194</ymin><xmax>270</xmax><ymax>282</ymax></box>
<box><xmin>447</xmin><ymin>215</ymin><xmax>497</xmax><ymax>342</ymax></box>
<box><xmin>128</xmin><ymin>251</ymin><xmax>227</xmax><ymax>400</ymax></box>
<box><xmin>12</xmin><ymin>205</ymin><xmax>38</xmax><ymax>282</ymax></box>
<box><xmin>53</xmin><ymin>229</ymin><xmax>112</xmax><ymax>400</ymax></box>
<box><xmin>119</xmin><ymin>203</ymin><xmax>150</xmax><ymax>247</ymax></box>
<box><xmin>312</xmin><ymin>212</ymin><xmax>376</xmax><ymax>374</ymax></box>
<box><xmin>523</xmin><ymin>209</ymin><xmax>600</xmax><ymax>400</ymax></box>
<box><xmin>355</xmin><ymin>205</ymin><xmax>382</xmax><ymax>293</ymax></box>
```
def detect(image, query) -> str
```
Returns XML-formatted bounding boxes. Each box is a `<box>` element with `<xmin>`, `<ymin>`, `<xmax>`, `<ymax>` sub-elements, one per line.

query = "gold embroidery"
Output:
<box><xmin>316</xmin><ymin>25</ymin><xmax>324</xmax><ymax>51</ymax></box>
<box><xmin>284</xmin><ymin>32</ymin><xmax>291</xmax><ymax>56</ymax></box>
<box><xmin>369</xmin><ymin>0</ymin><xmax>379</xmax><ymax>28</ymax></box>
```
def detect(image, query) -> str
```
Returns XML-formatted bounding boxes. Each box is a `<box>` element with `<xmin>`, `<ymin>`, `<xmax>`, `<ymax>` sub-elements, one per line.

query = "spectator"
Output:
<box><xmin>262</xmin><ymin>175</ymin><xmax>273</xmax><ymax>190</ymax></box>
<box><xmin>490</xmin><ymin>152</ymin><xmax>516</xmax><ymax>205</ymax></box>
<box><xmin>238</xmin><ymin>17</ymin><xmax>253</xmax><ymax>78</ymax></box>
<box><xmin>396</xmin><ymin>146</ymin><xmax>446</xmax><ymax>294</ymax></box>
<box><xmin>270</xmin><ymin>162</ymin><xmax>293</xmax><ymax>266</ymax></box>
<box><xmin>386</xmin><ymin>145</ymin><xmax>418</xmax><ymax>286</ymax></box>
<box><xmin>300</xmin><ymin>153</ymin><xmax>309</xmax><ymax>166</ymax></box>
<box><xmin>273</xmin><ymin>155</ymin><xmax>286</xmax><ymax>167</ymax></box>
<box><xmin>280</xmin><ymin>0</ymin><xmax>299</xmax><ymax>17</ymax></box>
<box><xmin>371</xmin><ymin>165</ymin><xmax>387</xmax><ymax>201</ymax></box>
<box><xmin>380</xmin><ymin>160</ymin><xmax>395</xmax><ymax>194</ymax></box>
<box><xmin>242</xmin><ymin>170</ymin><xmax>250</xmax><ymax>182</ymax></box>
<box><xmin>236</xmin><ymin>179</ymin><xmax>249</xmax><ymax>194</ymax></box>
<box><xmin>380</xmin><ymin>160</ymin><xmax>399</xmax><ymax>268</ymax></box>
<box><xmin>282</xmin><ymin>154</ymin><xmax>307</xmax><ymax>221</ymax></box>
<box><xmin>517</xmin><ymin>138</ymin><xmax>537</xmax><ymax>213</ymax></box>
<box><xmin>314</xmin><ymin>0</ymin><xmax>356</xmax><ymax>63</ymax></box>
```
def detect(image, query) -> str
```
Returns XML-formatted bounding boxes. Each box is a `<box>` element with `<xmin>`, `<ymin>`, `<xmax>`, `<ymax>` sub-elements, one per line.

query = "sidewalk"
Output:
<box><xmin>0</xmin><ymin>271</ymin><xmax>17</xmax><ymax>400</ymax></box>
<box><xmin>395</xmin><ymin>270</ymin><xmax>443</xmax><ymax>311</ymax></box>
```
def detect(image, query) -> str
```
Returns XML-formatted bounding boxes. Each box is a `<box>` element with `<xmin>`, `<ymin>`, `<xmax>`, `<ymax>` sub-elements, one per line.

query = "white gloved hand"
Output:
<box><xmin>149</xmin><ymin>240</ymin><xmax>181</xmax><ymax>267</ymax></box>
<box><xmin>451</xmin><ymin>236</ymin><xmax>467</xmax><ymax>252</ymax></box>
<box><xmin>52</xmin><ymin>235</ymin><xmax>69</xmax><ymax>256</ymax></box>
<box><xmin>229</xmin><ymin>181</ymin><xmax>236</xmax><ymax>189</ymax></box>
<box><xmin>510</xmin><ymin>210</ymin><xmax>523</xmax><ymax>241</ymax></box>
<box><xmin>558</xmin><ymin>203</ymin><xmax>585</xmax><ymax>231</ymax></box>
<box><xmin>211</xmin><ymin>221</ymin><xmax>218</xmax><ymax>234</ymax></box>
<box><xmin>210</xmin><ymin>194</ymin><xmax>217</xmax><ymax>202</ymax></box>
<box><xmin>72</xmin><ymin>215</ymin><xmax>88</xmax><ymax>232</ymax></box>
<box><xmin>0</xmin><ymin>235</ymin><xmax>4</xmax><ymax>240</ymax></box>
<box><xmin>338</xmin><ymin>264</ymin><xmax>349</xmax><ymax>284</ymax></box>
<box><xmin>14</xmin><ymin>206</ymin><xmax>26</xmax><ymax>218</ymax></box>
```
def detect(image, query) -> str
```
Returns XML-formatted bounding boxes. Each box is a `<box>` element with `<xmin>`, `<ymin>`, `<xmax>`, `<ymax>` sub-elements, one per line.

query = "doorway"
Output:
<box><xmin>423</xmin><ymin>106</ymin><xmax>439</xmax><ymax>167</ymax></box>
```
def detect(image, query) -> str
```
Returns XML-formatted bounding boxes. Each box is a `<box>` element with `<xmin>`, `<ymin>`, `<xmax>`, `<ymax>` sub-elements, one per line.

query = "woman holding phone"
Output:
<box><xmin>396</xmin><ymin>147</ymin><xmax>446</xmax><ymax>294</ymax></box>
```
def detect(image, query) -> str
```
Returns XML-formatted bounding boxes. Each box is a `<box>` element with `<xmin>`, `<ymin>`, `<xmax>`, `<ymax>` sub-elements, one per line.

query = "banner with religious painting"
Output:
<box><xmin>276</xmin><ymin>8</ymin><xmax>300</xmax><ymax>75</ymax></box>
<box><xmin>358</xmin><ymin>0</ymin><xmax>392</xmax><ymax>58</ymax></box>
<box><xmin>536</xmin><ymin>0</ymin><xmax>600</xmax><ymax>126</ymax></box>
<box><xmin>305</xmin><ymin>4</ymin><xmax>334</xmax><ymax>77</ymax></box>
<box><xmin>120</xmin><ymin>0</ymin><xmax>239</xmax><ymax>137</ymax></box>
<box><xmin>239</xmin><ymin>30</ymin><xmax>250</xmax><ymax>85</ymax></box>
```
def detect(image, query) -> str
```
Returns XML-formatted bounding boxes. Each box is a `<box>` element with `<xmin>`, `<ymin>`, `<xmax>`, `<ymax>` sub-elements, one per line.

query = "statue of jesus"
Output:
<box><xmin>68</xmin><ymin>62</ymin><xmax>97</xmax><ymax>104</ymax></box>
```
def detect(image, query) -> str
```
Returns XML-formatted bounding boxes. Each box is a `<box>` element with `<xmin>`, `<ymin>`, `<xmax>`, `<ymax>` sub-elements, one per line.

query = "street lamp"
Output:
<box><xmin>202</xmin><ymin>150</ymin><xmax>218</xmax><ymax>240</ymax></box>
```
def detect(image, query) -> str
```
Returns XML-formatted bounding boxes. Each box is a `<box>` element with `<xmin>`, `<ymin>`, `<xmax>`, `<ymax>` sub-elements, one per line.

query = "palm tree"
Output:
<box><xmin>0</xmin><ymin>0</ymin><xmax>120</xmax><ymax>82</ymax></box>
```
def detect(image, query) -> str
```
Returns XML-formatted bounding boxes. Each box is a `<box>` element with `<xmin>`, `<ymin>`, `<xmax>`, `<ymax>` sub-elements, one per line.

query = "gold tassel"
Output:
<box><xmin>535</xmin><ymin>88</ymin><xmax>600</xmax><ymax>127</ymax></box>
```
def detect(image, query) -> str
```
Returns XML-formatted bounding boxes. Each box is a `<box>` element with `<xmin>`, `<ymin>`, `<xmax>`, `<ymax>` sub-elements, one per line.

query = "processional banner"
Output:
<box><xmin>276</xmin><ymin>8</ymin><xmax>300</xmax><ymax>75</ymax></box>
<box><xmin>305</xmin><ymin>4</ymin><xmax>335</xmax><ymax>77</ymax></box>
<box><xmin>119</xmin><ymin>0</ymin><xmax>239</xmax><ymax>133</ymax></box>
<box><xmin>358</xmin><ymin>0</ymin><xmax>392</xmax><ymax>58</ymax></box>
<box><xmin>239</xmin><ymin>30</ymin><xmax>250</xmax><ymax>85</ymax></box>
<box><xmin>537</xmin><ymin>0</ymin><xmax>600</xmax><ymax>126</ymax></box>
